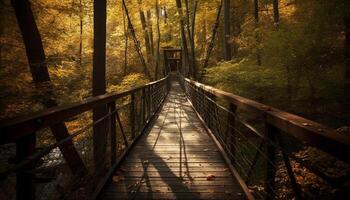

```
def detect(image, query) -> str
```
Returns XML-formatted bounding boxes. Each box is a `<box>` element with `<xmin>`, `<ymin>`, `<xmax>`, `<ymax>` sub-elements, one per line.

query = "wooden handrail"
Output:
<box><xmin>184</xmin><ymin>77</ymin><xmax>350</xmax><ymax>163</ymax></box>
<box><xmin>0</xmin><ymin>76</ymin><xmax>169</xmax><ymax>144</ymax></box>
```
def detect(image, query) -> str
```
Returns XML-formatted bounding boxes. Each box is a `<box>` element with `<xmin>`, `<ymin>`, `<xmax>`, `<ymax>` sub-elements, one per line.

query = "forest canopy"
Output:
<box><xmin>0</xmin><ymin>0</ymin><xmax>349</xmax><ymax>129</ymax></box>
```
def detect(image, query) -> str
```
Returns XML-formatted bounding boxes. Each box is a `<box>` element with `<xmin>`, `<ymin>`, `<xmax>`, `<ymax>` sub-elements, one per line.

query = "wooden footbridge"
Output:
<box><xmin>0</xmin><ymin>49</ymin><xmax>349</xmax><ymax>200</ymax></box>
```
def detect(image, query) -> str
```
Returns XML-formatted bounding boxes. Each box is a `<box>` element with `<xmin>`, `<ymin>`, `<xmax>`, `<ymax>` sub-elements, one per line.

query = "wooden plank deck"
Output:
<box><xmin>99</xmin><ymin>80</ymin><xmax>246</xmax><ymax>200</ymax></box>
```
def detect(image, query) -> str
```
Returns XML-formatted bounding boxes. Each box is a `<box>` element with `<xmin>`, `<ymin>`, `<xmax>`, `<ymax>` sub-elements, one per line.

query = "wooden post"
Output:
<box><xmin>179</xmin><ymin>49</ymin><xmax>183</xmax><ymax>75</ymax></box>
<box><xmin>149</xmin><ymin>85</ymin><xmax>152</xmax><ymax>114</ymax></box>
<box><xmin>151</xmin><ymin>85</ymin><xmax>155</xmax><ymax>113</ymax></box>
<box><xmin>16</xmin><ymin>134</ymin><xmax>36</xmax><ymax>200</ymax></box>
<box><xmin>92</xmin><ymin>0</ymin><xmax>108</xmax><ymax>176</ymax></box>
<box><xmin>142</xmin><ymin>88</ymin><xmax>146</xmax><ymax>127</ymax></box>
<box><xmin>147</xmin><ymin>86</ymin><xmax>151</xmax><ymax>118</ymax></box>
<box><xmin>109</xmin><ymin>102</ymin><xmax>117</xmax><ymax>164</ymax></box>
<box><xmin>130</xmin><ymin>93</ymin><xmax>135</xmax><ymax>139</ymax></box>
<box><xmin>277</xmin><ymin>135</ymin><xmax>302</xmax><ymax>200</ymax></box>
<box><xmin>138</xmin><ymin>94</ymin><xmax>142</xmax><ymax>133</ymax></box>
<box><xmin>228</xmin><ymin>103</ymin><xmax>237</xmax><ymax>163</ymax></box>
<box><xmin>208</xmin><ymin>93</ymin><xmax>216</xmax><ymax>130</ymax></box>
<box><xmin>210</xmin><ymin>94</ymin><xmax>218</xmax><ymax>134</ymax></box>
<box><xmin>265</xmin><ymin>123</ymin><xmax>277</xmax><ymax>200</ymax></box>
<box><xmin>144</xmin><ymin>87</ymin><xmax>148</xmax><ymax>121</ymax></box>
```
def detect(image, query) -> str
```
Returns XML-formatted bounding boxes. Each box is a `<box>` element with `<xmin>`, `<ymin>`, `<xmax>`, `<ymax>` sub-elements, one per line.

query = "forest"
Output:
<box><xmin>0</xmin><ymin>0</ymin><xmax>349</xmax><ymax>199</ymax></box>
<box><xmin>0</xmin><ymin>0</ymin><xmax>349</xmax><ymax>127</ymax></box>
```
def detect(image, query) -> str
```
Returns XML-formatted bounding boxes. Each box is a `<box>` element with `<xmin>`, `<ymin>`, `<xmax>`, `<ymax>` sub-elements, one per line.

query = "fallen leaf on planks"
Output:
<box><xmin>206</xmin><ymin>174</ymin><xmax>215</xmax><ymax>181</ymax></box>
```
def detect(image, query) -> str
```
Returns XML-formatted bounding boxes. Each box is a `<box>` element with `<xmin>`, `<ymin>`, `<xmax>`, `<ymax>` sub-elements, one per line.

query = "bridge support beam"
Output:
<box><xmin>130</xmin><ymin>93</ymin><xmax>136</xmax><ymax>139</ymax></box>
<box><xmin>264</xmin><ymin>123</ymin><xmax>277</xmax><ymax>200</ymax></box>
<box><xmin>109</xmin><ymin>102</ymin><xmax>117</xmax><ymax>164</ymax></box>
<box><xmin>16</xmin><ymin>134</ymin><xmax>36</xmax><ymax>200</ymax></box>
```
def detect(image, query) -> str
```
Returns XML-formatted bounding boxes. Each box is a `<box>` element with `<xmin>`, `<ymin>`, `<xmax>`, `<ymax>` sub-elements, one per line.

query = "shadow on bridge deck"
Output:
<box><xmin>99</xmin><ymin>80</ymin><xmax>245</xmax><ymax>200</ymax></box>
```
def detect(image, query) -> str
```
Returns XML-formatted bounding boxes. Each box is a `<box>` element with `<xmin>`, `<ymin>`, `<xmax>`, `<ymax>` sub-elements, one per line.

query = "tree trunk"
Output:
<box><xmin>191</xmin><ymin>1</ymin><xmax>198</xmax><ymax>41</ymax></box>
<box><xmin>175</xmin><ymin>0</ymin><xmax>190</xmax><ymax>77</ymax></box>
<box><xmin>123</xmin><ymin>10</ymin><xmax>128</xmax><ymax>75</ymax></box>
<box><xmin>184</xmin><ymin>0</ymin><xmax>192</xmax><ymax>77</ymax></box>
<box><xmin>154</xmin><ymin>0</ymin><xmax>161</xmax><ymax>79</ymax></box>
<box><xmin>11</xmin><ymin>0</ymin><xmax>87</xmax><ymax>177</ymax></box>
<box><xmin>92</xmin><ymin>0</ymin><xmax>108</xmax><ymax>175</ymax></box>
<box><xmin>147</xmin><ymin>10</ymin><xmax>154</xmax><ymax>57</ymax></box>
<box><xmin>184</xmin><ymin>0</ymin><xmax>198</xmax><ymax>80</ymax></box>
<box><xmin>184</xmin><ymin>0</ymin><xmax>191</xmax><ymax>38</ymax></box>
<box><xmin>202</xmin><ymin>0</ymin><xmax>223</xmax><ymax>72</ymax></box>
<box><xmin>199</xmin><ymin>13</ymin><xmax>207</xmax><ymax>57</ymax></box>
<box><xmin>190</xmin><ymin>1</ymin><xmax>198</xmax><ymax>80</ymax></box>
<box><xmin>273</xmin><ymin>0</ymin><xmax>279</xmax><ymax>27</ymax></box>
<box><xmin>138</xmin><ymin>1</ymin><xmax>152</xmax><ymax>63</ymax></box>
<box><xmin>223</xmin><ymin>0</ymin><xmax>232</xmax><ymax>60</ymax></box>
<box><xmin>163</xmin><ymin>7</ymin><xmax>171</xmax><ymax>42</ymax></box>
<box><xmin>122</xmin><ymin>0</ymin><xmax>151</xmax><ymax>79</ymax></box>
<box><xmin>254</xmin><ymin>0</ymin><xmax>261</xmax><ymax>66</ymax></box>
<box><xmin>79</xmin><ymin>0</ymin><xmax>83</xmax><ymax>67</ymax></box>
<box><xmin>181</xmin><ymin>27</ymin><xmax>190</xmax><ymax>76</ymax></box>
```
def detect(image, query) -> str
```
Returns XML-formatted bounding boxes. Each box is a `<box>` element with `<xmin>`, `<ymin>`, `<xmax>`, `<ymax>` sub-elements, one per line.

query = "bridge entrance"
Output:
<box><xmin>163</xmin><ymin>47</ymin><xmax>182</xmax><ymax>73</ymax></box>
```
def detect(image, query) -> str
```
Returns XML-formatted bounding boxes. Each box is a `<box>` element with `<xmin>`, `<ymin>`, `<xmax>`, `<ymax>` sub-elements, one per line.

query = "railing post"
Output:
<box><xmin>142</xmin><ymin>88</ymin><xmax>146</xmax><ymax>127</ymax></box>
<box><xmin>136</xmin><ymin>96</ymin><xmax>141</xmax><ymax>135</ymax></box>
<box><xmin>147</xmin><ymin>86</ymin><xmax>151</xmax><ymax>118</ymax></box>
<box><xmin>277</xmin><ymin>135</ymin><xmax>302</xmax><ymax>200</ymax></box>
<box><xmin>200</xmin><ymin>88</ymin><xmax>206</xmax><ymax>120</ymax></box>
<box><xmin>149</xmin><ymin>86</ymin><xmax>152</xmax><ymax>114</ymax></box>
<box><xmin>16</xmin><ymin>134</ymin><xmax>36</xmax><ymax>200</ymax></box>
<box><xmin>93</xmin><ymin>103</ymin><xmax>109</xmax><ymax>178</ymax></box>
<box><xmin>130</xmin><ymin>93</ymin><xmax>135</xmax><ymax>139</ymax></box>
<box><xmin>228</xmin><ymin>103</ymin><xmax>237</xmax><ymax>164</ymax></box>
<box><xmin>208</xmin><ymin>93</ymin><xmax>216</xmax><ymax>131</ymax></box>
<box><xmin>109</xmin><ymin>102</ymin><xmax>117</xmax><ymax>164</ymax></box>
<box><xmin>265</xmin><ymin>123</ymin><xmax>277</xmax><ymax>200</ymax></box>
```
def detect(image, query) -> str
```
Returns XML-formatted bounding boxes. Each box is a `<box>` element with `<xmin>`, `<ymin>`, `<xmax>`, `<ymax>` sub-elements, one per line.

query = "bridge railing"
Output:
<box><xmin>0</xmin><ymin>76</ymin><xmax>170</xmax><ymax>200</ymax></box>
<box><xmin>178</xmin><ymin>74</ymin><xmax>350</xmax><ymax>200</ymax></box>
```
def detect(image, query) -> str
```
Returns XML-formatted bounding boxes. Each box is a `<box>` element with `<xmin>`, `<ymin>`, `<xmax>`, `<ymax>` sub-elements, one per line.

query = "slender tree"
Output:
<box><xmin>191</xmin><ymin>1</ymin><xmax>198</xmax><ymax>41</ymax></box>
<box><xmin>199</xmin><ymin>6</ymin><xmax>207</xmax><ymax>58</ymax></box>
<box><xmin>92</xmin><ymin>0</ymin><xmax>108</xmax><ymax>173</ymax></box>
<box><xmin>79</xmin><ymin>0</ymin><xmax>83</xmax><ymax>67</ymax></box>
<box><xmin>190</xmin><ymin>1</ymin><xmax>198</xmax><ymax>79</ymax></box>
<box><xmin>273</xmin><ymin>0</ymin><xmax>290</xmax><ymax>102</ymax></box>
<box><xmin>223</xmin><ymin>0</ymin><xmax>232</xmax><ymax>60</ymax></box>
<box><xmin>154</xmin><ymin>0</ymin><xmax>161</xmax><ymax>79</ymax></box>
<box><xmin>11</xmin><ymin>0</ymin><xmax>87</xmax><ymax>177</ymax></box>
<box><xmin>254</xmin><ymin>0</ymin><xmax>261</xmax><ymax>65</ymax></box>
<box><xmin>138</xmin><ymin>0</ymin><xmax>152</xmax><ymax>63</ymax></box>
<box><xmin>122</xmin><ymin>0</ymin><xmax>152</xmax><ymax>79</ymax></box>
<box><xmin>122</xmin><ymin>10</ymin><xmax>128</xmax><ymax>75</ymax></box>
<box><xmin>163</xmin><ymin>6</ymin><xmax>172</xmax><ymax>42</ymax></box>
<box><xmin>273</xmin><ymin>0</ymin><xmax>279</xmax><ymax>27</ymax></box>
<box><xmin>147</xmin><ymin>10</ymin><xmax>155</xmax><ymax>57</ymax></box>
<box><xmin>202</xmin><ymin>0</ymin><xmax>223</xmax><ymax>72</ymax></box>
<box><xmin>184</xmin><ymin>0</ymin><xmax>198</xmax><ymax>79</ymax></box>
<box><xmin>175</xmin><ymin>0</ymin><xmax>190</xmax><ymax>77</ymax></box>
